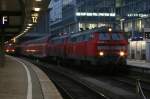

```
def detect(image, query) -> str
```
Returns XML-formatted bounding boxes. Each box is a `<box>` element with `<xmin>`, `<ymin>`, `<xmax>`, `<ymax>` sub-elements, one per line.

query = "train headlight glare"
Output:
<box><xmin>108</xmin><ymin>28</ymin><xmax>112</xmax><ymax>32</ymax></box>
<box><xmin>99</xmin><ymin>52</ymin><xmax>104</xmax><ymax>56</ymax></box>
<box><xmin>120</xmin><ymin>51</ymin><xmax>125</xmax><ymax>56</ymax></box>
<box><xmin>6</xmin><ymin>49</ymin><xmax>9</xmax><ymax>52</ymax></box>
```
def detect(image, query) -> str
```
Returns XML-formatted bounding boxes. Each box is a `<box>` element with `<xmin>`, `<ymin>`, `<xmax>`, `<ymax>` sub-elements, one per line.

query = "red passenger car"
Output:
<box><xmin>20</xmin><ymin>36</ymin><xmax>50</xmax><ymax>58</ymax></box>
<box><xmin>49</xmin><ymin>35</ymin><xmax>68</xmax><ymax>59</ymax></box>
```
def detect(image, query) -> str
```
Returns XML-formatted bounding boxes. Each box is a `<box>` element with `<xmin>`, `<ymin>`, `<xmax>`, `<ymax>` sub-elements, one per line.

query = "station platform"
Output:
<box><xmin>127</xmin><ymin>59</ymin><xmax>150</xmax><ymax>69</ymax></box>
<box><xmin>0</xmin><ymin>55</ymin><xmax>63</xmax><ymax>99</ymax></box>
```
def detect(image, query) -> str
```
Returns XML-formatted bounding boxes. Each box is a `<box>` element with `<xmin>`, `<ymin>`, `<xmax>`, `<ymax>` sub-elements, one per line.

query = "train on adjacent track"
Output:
<box><xmin>4</xmin><ymin>43</ymin><xmax>16</xmax><ymax>55</ymax></box>
<box><xmin>6</xmin><ymin>27</ymin><xmax>129</xmax><ymax>72</ymax></box>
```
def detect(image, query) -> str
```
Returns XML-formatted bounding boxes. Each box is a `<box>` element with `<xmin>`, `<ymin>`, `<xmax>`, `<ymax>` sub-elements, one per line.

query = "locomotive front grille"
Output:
<box><xmin>97</xmin><ymin>45</ymin><xmax>127</xmax><ymax>57</ymax></box>
<box><xmin>97</xmin><ymin>46</ymin><xmax>126</xmax><ymax>50</ymax></box>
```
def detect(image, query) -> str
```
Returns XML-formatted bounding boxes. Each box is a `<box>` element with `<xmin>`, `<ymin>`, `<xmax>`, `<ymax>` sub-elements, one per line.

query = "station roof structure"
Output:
<box><xmin>0</xmin><ymin>0</ymin><xmax>50</xmax><ymax>41</ymax></box>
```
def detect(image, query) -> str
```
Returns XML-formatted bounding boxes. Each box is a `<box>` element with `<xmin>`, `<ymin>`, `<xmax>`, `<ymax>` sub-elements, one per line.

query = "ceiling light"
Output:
<box><xmin>15</xmin><ymin>32</ymin><xmax>25</xmax><ymax>39</ymax></box>
<box><xmin>34</xmin><ymin>8</ymin><xmax>41</xmax><ymax>12</ymax></box>
<box><xmin>28</xmin><ymin>24</ymin><xmax>33</xmax><ymax>26</ymax></box>
<box><xmin>25</xmin><ymin>28</ymin><xmax>29</xmax><ymax>31</ymax></box>
<box><xmin>35</xmin><ymin>0</ymin><xmax>42</xmax><ymax>2</ymax></box>
<box><xmin>27</xmin><ymin>27</ymin><xmax>31</xmax><ymax>29</ymax></box>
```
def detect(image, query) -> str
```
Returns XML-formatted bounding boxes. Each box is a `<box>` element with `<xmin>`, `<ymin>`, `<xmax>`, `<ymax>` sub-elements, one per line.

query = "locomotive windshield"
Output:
<box><xmin>99</xmin><ymin>33</ymin><xmax>110</xmax><ymax>40</ymax></box>
<box><xmin>111</xmin><ymin>33</ymin><xmax>124</xmax><ymax>40</ymax></box>
<box><xmin>99</xmin><ymin>33</ymin><xmax>124</xmax><ymax>40</ymax></box>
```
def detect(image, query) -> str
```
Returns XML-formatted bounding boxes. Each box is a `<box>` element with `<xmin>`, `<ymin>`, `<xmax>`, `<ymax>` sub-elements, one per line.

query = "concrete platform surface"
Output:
<box><xmin>127</xmin><ymin>59</ymin><xmax>150</xmax><ymax>69</ymax></box>
<box><xmin>0</xmin><ymin>55</ymin><xmax>63</xmax><ymax>99</ymax></box>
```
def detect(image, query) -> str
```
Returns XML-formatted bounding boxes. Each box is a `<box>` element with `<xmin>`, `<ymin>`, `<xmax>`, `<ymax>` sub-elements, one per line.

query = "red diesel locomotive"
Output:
<box><xmin>21</xmin><ymin>27</ymin><xmax>128</xmax><ymax>71</ymax></box>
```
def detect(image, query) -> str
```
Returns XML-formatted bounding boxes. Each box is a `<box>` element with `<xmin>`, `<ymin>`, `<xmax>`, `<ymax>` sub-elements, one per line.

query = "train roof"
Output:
<box><xmin>70</xmin><ymin>27</ymin><xmax>123</xmax><ymax>37</ymax></box>
<box><xmin>50</xmin><ymin>27</ymin><xmax>123</xmax><ymax>40</ymax></box>
<box><xmin>21</xmin><ymin>27</ymin><xmax>123</xmax><ymax>44</ymax></box>
<box><xmin>21</xmin><ymin>34</ymin><xmax>51</xmax><ymax>45</ymax></box>
<box><xmin>51</xmin><ymin>34</ymin><xmax>68</xmax><ymax>40</ymax></box>
<box><xmin>79</xmin><ymin>27</ymin><xmax>122</xmax><ymax>33</ymax></box>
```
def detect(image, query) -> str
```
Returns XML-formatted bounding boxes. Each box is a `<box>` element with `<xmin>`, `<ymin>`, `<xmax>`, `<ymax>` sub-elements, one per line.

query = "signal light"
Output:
<box><xmin>108</xmin><ymin>28</ymin><xmax>112</xmax><ymax>32</ymax></box>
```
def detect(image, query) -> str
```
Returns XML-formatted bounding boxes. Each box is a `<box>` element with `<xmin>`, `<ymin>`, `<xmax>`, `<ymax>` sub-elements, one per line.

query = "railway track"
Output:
<box><xmin>110</xmin><ymin>76</ymin><xmax>150</xmax><ymax>98</ymax></box>
<box><xmin>28</xmin><ymin>59</ymin><xmax>109</xmax><ymax>99</ymax></box>
<box><xmin>43</xmin><ymin>67</ymin><xmax>107</xmax><ymax>99</ymax></box>
<box><xmin>90</xmin><ymin>68</ymin><xmax>150</xmax><ymax>99</ymax></box>
<box><xmin>22</xmin><ymin>57</ymin><xmax>150</xmax><ymax>99</ymax></box>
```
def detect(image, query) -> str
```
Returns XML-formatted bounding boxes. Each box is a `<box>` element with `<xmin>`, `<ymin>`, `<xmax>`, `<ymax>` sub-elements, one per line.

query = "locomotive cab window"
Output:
<box><xmin>71</xmin><ymin>37</ymin><xmax>77</xmax><ymax>42</ymax></box>
<box><xmin>99</xmin><ymin>33</ymin><xmax>110</xmax><ymax>40</ymax></box>
<box><xmin>85</xmin><ymin>33</ymin><xmax>91</xmax><ymax>41</ymax></box>
<box><xmin>111</xmin><ymin>33</ymin><xmax>124</xmax><ymax>40</ymax></box>
<box><xmin>77</xmin><ymin>35</ymin><xmax>84</xmax><ymax>42</ymax></box>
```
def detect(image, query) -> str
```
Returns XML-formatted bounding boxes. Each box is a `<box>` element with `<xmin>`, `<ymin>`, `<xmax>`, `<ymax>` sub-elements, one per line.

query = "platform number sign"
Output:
<box><xmin>145</xmin><ymin>32</ymin><xmax>150</xmax><ymax>39</ymax></box>
<box><xmin>31</xmin><ymin>13</ymin><xmax>38</xmax><ymax>23</ymax></box>
<box><xmin>0</xmin><ymin>16</ymin><xmax>9</xmax><ymax>27</ymax></box>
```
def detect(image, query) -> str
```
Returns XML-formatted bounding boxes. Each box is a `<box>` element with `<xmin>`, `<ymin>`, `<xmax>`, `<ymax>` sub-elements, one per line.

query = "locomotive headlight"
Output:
<box><xmin>99</xmin><ymin>51</ymin><xmax>104</xmax><ymax>56</ymax></box>
<box><xmin>6</xmin><ymin>49</ymin><xmax>9</xmax><ymax>52</ymax></box>
<box><xmin>12</xmin><ymin>49</ymin><xmax>15</xmax><ymax>52</ymax></box>
<box><xmin>120</xmin><ymin>51</ymin><xmax>125</xmax><ymax>56</ymax></box>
